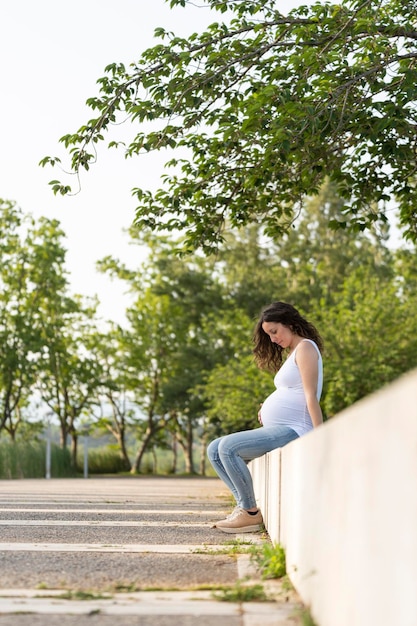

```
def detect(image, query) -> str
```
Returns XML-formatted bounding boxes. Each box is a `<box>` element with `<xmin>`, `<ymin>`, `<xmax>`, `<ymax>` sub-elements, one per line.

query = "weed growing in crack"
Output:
<box><xmin>212</xmin><ymin>580</ymin><xmax>270</xmax><ymax>602</ymax></box>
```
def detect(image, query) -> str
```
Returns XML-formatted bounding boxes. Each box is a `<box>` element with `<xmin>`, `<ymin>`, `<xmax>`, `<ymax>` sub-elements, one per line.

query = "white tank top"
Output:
<box><xmin>260</xmin><ymin>339</ymin><xmax>323</xmax><ymax>436</ymax></box>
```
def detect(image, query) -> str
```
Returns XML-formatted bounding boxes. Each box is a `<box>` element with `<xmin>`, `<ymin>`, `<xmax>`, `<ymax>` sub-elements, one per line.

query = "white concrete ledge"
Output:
<box><xmin>250</xmin><ymin>368</ymin><xmax>417</xmax><ymax>626</ymax></box>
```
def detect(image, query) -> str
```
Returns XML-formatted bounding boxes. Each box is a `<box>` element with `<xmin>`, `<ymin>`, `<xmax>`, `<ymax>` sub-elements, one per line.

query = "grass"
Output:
<box><xmin>193</xmin><ymin>538</ymin><xmax>255</xmax><ymax>556</ymax></box>
<box><xmin>196</xmin><ymin>539</ymin><xmax>288</xmax><ymax>604</ymax></box>
<box><xmin>53</xmin><ymin>590</ymin><xmax>112</xmax><ymax>601</ymax></box>
<box><xmin>212</xmin><ymin>580</ymin><xmax>271</xmax><ymax>602</ymax></box>
<box><xmin>76</xmin><ymin>447</ymin><xmax>130</xmax><ymax>474</ymax></box>
<box><xmin>35</xmin><ymin>582</ymin><xmax>49</xmax><ymax>590</ymax></box>
<box><xmin>250</xmin><ymin>542</ymin><xmax>287</xmax><ymax>579</ymax></box>
<box><xmin>300</xmin><ymin>608</ymin><xmax>319</xmax><ymax>626</ymax></box>
<box><xmin>0</xmin><ymin>435</ymin><xmax>218</xmax><ymax>478</ymax></box>
<box><xmin>0</xmin><ymin>441</ymin><xmax>74</xmax><ymax>479</ymax></box>
<box><xmin>112</xmin><ymin>582</ymin><xmax>140</xmax><ymax>593</ymax></box>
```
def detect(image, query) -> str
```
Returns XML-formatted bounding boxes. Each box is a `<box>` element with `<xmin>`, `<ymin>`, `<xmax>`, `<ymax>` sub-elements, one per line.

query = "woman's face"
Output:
<box><xmin>261</xmin><ymin>321</ymin><xmax>293</xmax><ymax>349</ymax></box>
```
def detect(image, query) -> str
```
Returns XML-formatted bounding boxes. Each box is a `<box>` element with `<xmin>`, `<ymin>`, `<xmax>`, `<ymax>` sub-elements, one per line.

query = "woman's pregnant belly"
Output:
<box><xmin>260</xmin><ymin>388</ymin><xmax>305</xmax><ymax>428</ymax></box>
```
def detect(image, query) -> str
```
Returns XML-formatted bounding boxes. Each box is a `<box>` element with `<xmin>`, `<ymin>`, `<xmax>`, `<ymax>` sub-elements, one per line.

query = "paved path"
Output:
<box><xmin>0</xmin><ymin>477</ymin><xmax>303</xmax><ymax>625</ymax></box>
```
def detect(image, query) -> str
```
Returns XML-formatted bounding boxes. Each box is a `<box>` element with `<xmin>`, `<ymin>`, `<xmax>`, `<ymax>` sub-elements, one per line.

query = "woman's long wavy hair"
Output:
<box><xmin>253</xmin><ymin>302</ymin><xmax>323</xmax><ymax>372</ymax></box>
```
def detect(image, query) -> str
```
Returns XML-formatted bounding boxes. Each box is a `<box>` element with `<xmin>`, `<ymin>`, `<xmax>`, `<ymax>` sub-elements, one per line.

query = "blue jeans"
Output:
<box><xmin>207</xmin><ymin>426</ymin><xmax>299</xmax><ymax>509</ymax></box>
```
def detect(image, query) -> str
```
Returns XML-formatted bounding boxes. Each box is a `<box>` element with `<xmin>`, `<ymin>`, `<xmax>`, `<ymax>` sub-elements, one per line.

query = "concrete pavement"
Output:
<box><xmin>0</xmin><ymin>476</ymin><xmax>304</xmax><ymax>625</ymax></box>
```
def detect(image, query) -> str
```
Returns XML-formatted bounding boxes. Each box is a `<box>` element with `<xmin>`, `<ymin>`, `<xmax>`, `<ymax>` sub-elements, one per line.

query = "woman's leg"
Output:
<box><xmin>207</xmin><ymin>437</ymin><xmax>240</xmax><ymax>504</ymax></box>
<box><xmin>209</xmin><ymin>426</ymin><xmax>298</xmax><ymax>510</ymax></box>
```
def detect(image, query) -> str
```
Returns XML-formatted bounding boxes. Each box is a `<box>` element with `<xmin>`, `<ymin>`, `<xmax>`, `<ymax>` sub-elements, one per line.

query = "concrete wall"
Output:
<box><xmin>250</xmin><ymin>368</ymin><xmax>417</xmax><ymax>626</ymax></box>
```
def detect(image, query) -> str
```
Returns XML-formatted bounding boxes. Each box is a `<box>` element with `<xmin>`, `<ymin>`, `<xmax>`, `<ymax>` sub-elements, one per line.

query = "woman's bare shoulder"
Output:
<box><xmin>296</xmin><ymin>340</ymin><xmax>319</xmax><ymax>361</ymax></box>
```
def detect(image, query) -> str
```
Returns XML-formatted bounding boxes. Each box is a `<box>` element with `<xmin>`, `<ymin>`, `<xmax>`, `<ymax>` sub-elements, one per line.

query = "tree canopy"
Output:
<box><xmin>42</xmin><ymin>0</ymin><xmax>417</xmax><ymax>251</ymax></box>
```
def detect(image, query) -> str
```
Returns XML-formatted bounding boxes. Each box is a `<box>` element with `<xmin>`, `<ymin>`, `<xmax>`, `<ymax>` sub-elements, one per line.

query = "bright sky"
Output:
<box><xmin>1</xmin><ymin>0</ymin><xmax>315</xmax><ymax>324</ymax></box>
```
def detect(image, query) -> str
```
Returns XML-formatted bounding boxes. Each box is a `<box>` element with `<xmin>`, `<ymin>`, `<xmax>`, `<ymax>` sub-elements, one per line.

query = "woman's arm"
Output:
<box><xmin>296</xmin><ymin>341</ymin><xmax>323</xmax><ymax>428</ymax></box>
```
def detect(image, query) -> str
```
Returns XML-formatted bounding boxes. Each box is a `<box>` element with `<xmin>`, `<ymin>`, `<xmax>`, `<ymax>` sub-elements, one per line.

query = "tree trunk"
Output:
<box><xmin>152</xmin><ymin>446</ymin><xmax>158</xmax><ymax>474</ymax></box>
<box><xmin>170</xmin><ymin>432</ymin><xmax>178</xmax><ymax>474</ymax></box>
<box><xmin>107</xmin><ymin>396</ymin><xmax>132</xmax><ymax>471</ymax></box>
<box><xmin>104</xmin><ymin>418</ymin><xmax>132</xmax><ymax>471</ymax></box>
<box><xmin>177</xmin><ymin>427</ymin><xmax>195</xmax><ymax>475</ymax></box>
<box><xmin>119</xmin><ymin>435</ymin><xmax>132</xmax><ymax>471</ymax></box>
<box><xmin>199</xmin><ymin>429</ymin><xmax>208</xmax><ymax>476</ymax></box>
<box><xmin>185</xmin><ymin>415</ymin><xmax>195</xmax><ymax>474</ymax></box>
<box><xmin>131</xmin><ymin>428</ymin><xmax>154</xmax><ymax>474</ymax></box>
<box><xmin>113</xmin><ymin>429</ymin><xmax>131</xmax><ymax>471</ymax></box>
<box><xmin>70</xmin><ymin>432</ymin><xmax>78</xmax><ymax>469</ymax></box>
<box><xmin>59</xmin><ymin>419</ymin><xmax>68</xmax><ymax>450</ymax></box>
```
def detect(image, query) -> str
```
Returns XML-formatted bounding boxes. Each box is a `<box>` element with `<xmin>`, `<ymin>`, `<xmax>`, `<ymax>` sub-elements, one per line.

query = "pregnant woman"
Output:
<box><xmin>207</xmin><ymin>301</ymin><xmax>323</xmax><ymax>533</ymax></box>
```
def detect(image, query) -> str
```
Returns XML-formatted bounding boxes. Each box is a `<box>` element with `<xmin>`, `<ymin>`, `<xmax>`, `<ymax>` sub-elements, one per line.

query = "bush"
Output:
<box><xmin>77</xmin><ymin>447</ymin><xmax>130</xmax><ymax>474</ymax></box>
<box><xmin>0</xmin><ymin>441</ymin><xmax>74</xmax><ymax>478</ymax></box>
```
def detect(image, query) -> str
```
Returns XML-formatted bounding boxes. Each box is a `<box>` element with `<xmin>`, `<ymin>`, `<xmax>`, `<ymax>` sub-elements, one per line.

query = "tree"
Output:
<box><xmin>91</xmin><ymin>326</ymin><xmax>139</xmax><ymax>472</ymax></box>
<box><xmin>28</xmin><ymin>217</ymin><xmax>103</xmax><ymax>465</ymax></box>
<box><xmin>148</xmin><ymin>240</ymin><xmax>231</xmax><ymax>473</ymax></box>
<box><xmin>0</xmin><ymin>201</ymin><xmax>38</xmax><ymax>437</ymax></box>
<box><xmin>97</xmin><ymin>245</ymin><xmax>184</xmax><ymax>474</ymax></box>
<box><xmin>120</xmin><ymin>290</ymin><xmax>179</xmax><ymax>474</ymax></box>
<box><xmin>0</xmin><ymin>202</ymin><xmax>71</xmax><ymax>440</ymax></box>
<box><xmin>201</xmin><ymin>310</ymin><xmax>273</xmax><ymax>436</ymax></box>
<box><xmin>268</xmin><ymin>178</ymin><xmax>395</xmax><ymax>310</ymax></box>
<box><xmin>42</xmin><ymin>0</ymin><xmax>417</xmax><ymax>252</ymax></box>
<box><xmin>0</xmin><ymin>200</ymin><xmax>106</xmax><ymax>459</ymax></box>
<box><xmin>36</xmin><ymin>297</ymin><xmax>103</xmax><ymax>467</ymax></box>
<box><xmin>319</xmin><ymin>264</ymin><xmax>417</xmax><ymax>416</ymax></box>
<box><xmin>98</xmin><ymin>232</ymin><xmax>232</xmax><ymax>473</ymax></box>
<box><xmin>213</xmin><ymin>224</ymin><xmax>284</xmax><ymax>319</ymax></box>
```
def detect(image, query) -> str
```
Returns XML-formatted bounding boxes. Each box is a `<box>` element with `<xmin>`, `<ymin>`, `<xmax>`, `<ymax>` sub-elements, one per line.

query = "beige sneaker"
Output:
<box><xmin>226</xmin><ymin>506</ymin><xmax>240</xmax><ymax>519</ymax></box>
<box><xmin>211</xmin><ymin>507</ymin><xmax>238</xmax><ymax>528</ymax></box>
<box><xmin>214</xmin><ymin>508</ymin><xmax>263</xmax><ymax>533</ymax></box>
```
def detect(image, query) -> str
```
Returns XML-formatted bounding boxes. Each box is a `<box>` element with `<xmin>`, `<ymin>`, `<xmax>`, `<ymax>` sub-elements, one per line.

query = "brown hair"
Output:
<box><xmin>253</xmin><ymin>302</ymin><xmax>323</xmax><ymax>372</ymax></box>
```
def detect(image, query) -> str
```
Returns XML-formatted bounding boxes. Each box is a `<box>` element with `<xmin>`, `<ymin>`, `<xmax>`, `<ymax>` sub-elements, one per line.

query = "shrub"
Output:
<box><xmin>77</xmin><ymin>446</ymin><xmax>130</xmax><ymax>474</ymax></box>
<box><xmin>0</xmin><ymin>441</ymin><xmax>74</xmax><ymax>478</ymax></box>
